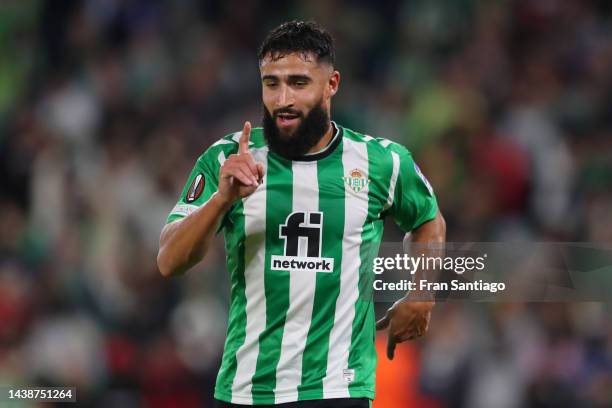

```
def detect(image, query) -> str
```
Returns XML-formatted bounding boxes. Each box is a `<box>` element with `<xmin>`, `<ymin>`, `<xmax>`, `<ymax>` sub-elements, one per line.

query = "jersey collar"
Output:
<box><xmin>290</xmin><ymin>121</ymin><xmax>343</xmax><ymax>162</ymax></box>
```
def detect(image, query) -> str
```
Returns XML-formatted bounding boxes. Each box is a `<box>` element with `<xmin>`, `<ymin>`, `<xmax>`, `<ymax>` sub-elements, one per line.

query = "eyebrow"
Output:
<box><xmin>262</xmin><ymin>74</ymin><xmax>312</xmax><ymax>82</ymax></box>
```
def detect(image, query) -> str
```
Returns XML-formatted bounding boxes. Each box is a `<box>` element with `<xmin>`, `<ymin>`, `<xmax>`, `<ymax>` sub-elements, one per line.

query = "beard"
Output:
<box><xmin>262</xmin><ymin>100</ymin><xmax>330</xmax><ymax>160</ymax></box>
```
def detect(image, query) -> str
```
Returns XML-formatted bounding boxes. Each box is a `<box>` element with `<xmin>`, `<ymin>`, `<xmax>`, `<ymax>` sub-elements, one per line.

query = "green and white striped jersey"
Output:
<box><xmin>166</xmin><ymin>123</ymin><xmax>438</xmax><ymax>405</ymax></box>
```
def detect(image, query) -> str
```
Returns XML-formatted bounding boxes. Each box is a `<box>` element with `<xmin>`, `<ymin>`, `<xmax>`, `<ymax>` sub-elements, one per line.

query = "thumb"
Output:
<box><xmin>256</xmin><ymin>162</ymin><xmax>265</xmax><ymax>182</ymax></box>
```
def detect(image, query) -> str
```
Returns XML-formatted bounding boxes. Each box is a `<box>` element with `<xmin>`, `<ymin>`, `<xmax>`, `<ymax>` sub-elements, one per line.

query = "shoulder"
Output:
<box><xmin>339</xmin><ymin>124</ymin><xmax>414</xmax><ymax>162</ymax></box>
<box><xmin>196</xmin><ymin>127</ymin><xmax>267</xmax><ymax>165</ymax></box>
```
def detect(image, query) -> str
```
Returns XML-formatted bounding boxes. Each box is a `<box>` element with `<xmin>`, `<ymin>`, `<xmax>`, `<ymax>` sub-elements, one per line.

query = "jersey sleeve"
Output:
<box><xmin>165</xmin><ymin>147</ymin><xmax>222</xmax><ymax>226</ymax></box>
<box><xmin>387</xmin><ymin>145</ymin><xmax>439</xmax><ymax>232</ymax></box>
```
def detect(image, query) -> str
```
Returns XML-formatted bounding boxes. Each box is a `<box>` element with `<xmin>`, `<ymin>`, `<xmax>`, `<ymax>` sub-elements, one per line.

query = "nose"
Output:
<box><xmin>277</xmin><ymin>84</ymin><xmax>294</xmax><ymax>107</ymax></box>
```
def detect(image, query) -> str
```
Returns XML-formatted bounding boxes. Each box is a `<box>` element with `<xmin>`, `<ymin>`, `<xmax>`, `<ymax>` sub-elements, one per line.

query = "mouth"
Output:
<box><xmin>275</xmin><ymin>112</ymin><xmax>301</xmax><ymax>128</ymax></box>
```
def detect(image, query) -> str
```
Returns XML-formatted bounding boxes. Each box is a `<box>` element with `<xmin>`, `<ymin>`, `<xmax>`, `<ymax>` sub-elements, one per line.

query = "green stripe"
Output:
<box><xmin>348</xmin><ymin>220</ymin><xmax>382</xmax><ymax>396</ymax></box>
<box><xmin>348</xmin><ymin>137</ymin><xmax>390</xmax><ymax>396</ymax></box>
<box><xmin>297</xmin><ymin>142</ymin><xmax>345</xmax><ymax>399</ymax></box>
<box><xmin>251</xmin><ymin>153</ymin><xmax>293</xmax><ymax>404</ymax></box>
<box><xmin>214</xmin><ymin>200</ymin><xmax>247</xmax><ymax>399</ymax></box>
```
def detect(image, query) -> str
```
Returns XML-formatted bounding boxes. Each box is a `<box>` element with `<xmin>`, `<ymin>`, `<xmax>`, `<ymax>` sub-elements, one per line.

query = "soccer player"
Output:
<box><xmin>157</xmin><ymin>21</ymin><xmax>446</xmax><ymax>408</ymax></box>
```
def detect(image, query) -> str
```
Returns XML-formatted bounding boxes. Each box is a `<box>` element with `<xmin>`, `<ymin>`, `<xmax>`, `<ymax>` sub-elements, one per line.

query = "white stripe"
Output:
<box><xmin>322</xmin><ymin>137</ymin><xmax>369</xmax><ymax>398</ymax></box>
<box><xmin>273</xmin><ymin>161</ymin><xmax>319</xmax><ymax>404</ymax></box>
<box><xmin>212</xmin><ymin>138</ymin><xmax>236</xmax><ymax>146</ymax></box>
<box><xmin>363</xmin><ymin>134</ymin><xmax>374</xmax><ymax>142</ymax></box>
<box><xmin>232</xmin><ymin>131</ymin><xmax>255</xmax><ymax>146</ymax></box>
<box><xmin>218</xmin><ymin>151</ymin><xmax>226</xmax><ymax>166</ymax></box>
<box><xmin>382</xmin><ymin>151</ymin><xmax>400</xmax><ymax>212</ymax></box>
<box><xmin>230</xmin><ymin>146</ymin><xmax>269</xmax><ymax>404</ymax></box>
<box><xmin>379</xmin><ymin>138</ymin><xmax>392</xmax><ymax>148</ymax></box>
<box><xmin>231</xmin><ymin>132</ymin><xmax>242</xmax><ymax>143</ymax></box>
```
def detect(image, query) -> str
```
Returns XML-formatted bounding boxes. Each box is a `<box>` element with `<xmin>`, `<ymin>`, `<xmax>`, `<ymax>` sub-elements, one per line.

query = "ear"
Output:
<box><xmin>329</xmin><ymin>70</ymin><xmax>340</xmax><ymax>97</ymax></box>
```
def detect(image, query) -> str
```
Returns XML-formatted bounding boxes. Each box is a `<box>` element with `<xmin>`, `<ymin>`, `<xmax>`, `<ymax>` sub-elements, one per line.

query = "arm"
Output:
<box><xmin>405</xmin><ymin>209</ymin><xmax>447</xmax><ymax>301</ymax></box>
<box><xmin>376</xmin><ymin>210</ymin><xmax>446</xmax><ymax>359</ymax></box>
<box><xmin>157</xmin><ymin>193</ymin><xmax>233</xmax><ymax>277</ymax></box>
<box><xmin>157</xmin><ymin>122</ymin><xmax>264</xmax><ymax>277</ymax></box>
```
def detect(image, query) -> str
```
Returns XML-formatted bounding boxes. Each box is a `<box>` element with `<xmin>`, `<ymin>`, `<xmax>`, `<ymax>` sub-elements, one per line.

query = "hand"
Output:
<box><xmin>376</xmin><ymin>299</ymin><xmax>434</xmax><ymax>360</ymax></box>
<box><xmin>217</xmin><ymin>121</ymin><xmax>265</xmax><ymax>205</ymax></box>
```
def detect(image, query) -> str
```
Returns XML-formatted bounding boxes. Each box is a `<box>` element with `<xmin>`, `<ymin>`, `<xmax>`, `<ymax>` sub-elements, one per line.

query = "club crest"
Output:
<box><xmin>343</xmin><ymin>168</ymin><xmax>370</xmax><ymax>193</ymax></box>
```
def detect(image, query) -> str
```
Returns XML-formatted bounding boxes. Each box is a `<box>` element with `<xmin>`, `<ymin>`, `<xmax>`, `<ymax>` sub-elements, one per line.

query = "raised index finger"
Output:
<box><xmin>239</xmin><ymin>121</ymin><xmax>251</xmax><ymax>154</ymax></box>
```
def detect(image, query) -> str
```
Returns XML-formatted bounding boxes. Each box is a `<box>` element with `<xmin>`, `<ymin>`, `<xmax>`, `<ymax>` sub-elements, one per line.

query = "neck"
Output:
<box><xmin>307</xmin><ymin>121</ymin><xmax>334</xmax><ymax>154</ymax></box>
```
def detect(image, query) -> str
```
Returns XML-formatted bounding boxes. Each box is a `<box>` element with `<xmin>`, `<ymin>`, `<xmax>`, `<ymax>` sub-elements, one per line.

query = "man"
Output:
<box><xmin>157</xmin><ymin>21</ymin><xmax>445</xmax><ymax>408</ymax></box>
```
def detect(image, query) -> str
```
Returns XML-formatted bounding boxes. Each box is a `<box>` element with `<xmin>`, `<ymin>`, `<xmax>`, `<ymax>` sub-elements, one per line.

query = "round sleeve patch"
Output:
<box><xmin>186</xmin><ymin>173</ymin><xmax>205</xmax><ymax>203</ymax></box>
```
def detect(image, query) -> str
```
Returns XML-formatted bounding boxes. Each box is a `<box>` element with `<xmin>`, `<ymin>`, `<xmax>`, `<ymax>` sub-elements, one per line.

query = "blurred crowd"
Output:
<box><xmin>1</xmin><ymin>0</ymin><xmax>611</xmax><ymax>407</ymax></box>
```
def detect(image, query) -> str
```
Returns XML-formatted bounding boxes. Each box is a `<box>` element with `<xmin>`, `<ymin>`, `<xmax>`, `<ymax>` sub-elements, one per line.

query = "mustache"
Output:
<box><xmin>272</xmin><ymin>108</ymin><xmax>303</xmax><ymax>117</ymax></box>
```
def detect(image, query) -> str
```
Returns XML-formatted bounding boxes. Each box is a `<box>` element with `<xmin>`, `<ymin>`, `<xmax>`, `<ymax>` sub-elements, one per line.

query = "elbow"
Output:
<box><xmin>157</xmin><ymin>223</ymin><xmax>183</xmax><ymax>278</ymax></box>
<box><xmin>157</xmin><ymin>245</ymin><xmax>195</xmax><ymax>277</ymax></box>
<box><xmin>157</xmin><ymin>248</ymin><xmax>173</xmax><ymax>277</ymax></box>
<box><xmin>157</xmin><ymin>247</ymin><xmax>183</xmax><ymax>278</ymax></box>
<box><xmin>437</xmin><ymin>211</ymin><xmax>447</xmax><ymax>240</ymax></box>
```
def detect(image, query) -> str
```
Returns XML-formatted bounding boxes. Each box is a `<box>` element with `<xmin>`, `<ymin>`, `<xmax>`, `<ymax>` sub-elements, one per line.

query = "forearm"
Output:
<box><xmin>157</xmin><ymin>192</ymin><xmax>232</xmax><ymax>277</ymax></box>
<box><xmin>376</xmin><ymin>212</ymin><xmax>445</xmax><ymax>350</ymax></box>
<box><xmin>404</xmin><ymin>211</ymin><xmax>446</xmax><ymax>302</ymax></box>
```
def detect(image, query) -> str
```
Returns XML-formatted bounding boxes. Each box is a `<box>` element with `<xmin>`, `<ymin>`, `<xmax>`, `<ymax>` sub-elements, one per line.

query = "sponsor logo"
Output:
<box><xmin>271</xmin><ymin>211</ymin><xmax>334</xmax><ymax>273</ymax></box>
<box><xmin>343</xmin><ymin>168</ymin><xmax>370</xmax><ymax>193</ymax></box>
<box><xmin>271</xmin><ymin>255</ymin><xmax>333</xmax><ymax>272</ymax></box>
<box><xmin>186</xmin><ymin>173</ymin><xmax>205</xmax><ymax>203</ymax></box>
<box><xmin>171</xmin><ymin>204</ymin><xmax>199</xmax><ymax>217</ymax></box>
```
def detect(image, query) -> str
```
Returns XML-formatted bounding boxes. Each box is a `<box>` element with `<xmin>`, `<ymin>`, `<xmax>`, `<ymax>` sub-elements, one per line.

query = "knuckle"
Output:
<box><xmin>238</xmin><ymin>155</ymin><xmax>252</xmax><ymax>165</ymax></box>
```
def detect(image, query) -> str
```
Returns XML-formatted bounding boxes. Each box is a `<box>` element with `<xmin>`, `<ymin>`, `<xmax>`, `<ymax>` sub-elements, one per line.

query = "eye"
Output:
<box><xmin>292</xmin><ymin>80</ymin><xmax>309</xmax><ymax>88</ymax></box>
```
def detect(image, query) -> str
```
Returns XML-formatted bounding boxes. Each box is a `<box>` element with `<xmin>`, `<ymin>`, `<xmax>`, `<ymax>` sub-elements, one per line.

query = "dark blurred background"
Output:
<box><xmin>1</xmin><ymin>0</ymin><xmax>612</xmax><ymax>407</ymax></box>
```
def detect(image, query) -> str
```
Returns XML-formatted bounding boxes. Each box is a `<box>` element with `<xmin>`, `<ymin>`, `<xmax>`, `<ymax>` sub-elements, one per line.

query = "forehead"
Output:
<box><xmin>260</xmin><ymin>52</ymin><xmax>328</xmax><ymax>77</ymax></box>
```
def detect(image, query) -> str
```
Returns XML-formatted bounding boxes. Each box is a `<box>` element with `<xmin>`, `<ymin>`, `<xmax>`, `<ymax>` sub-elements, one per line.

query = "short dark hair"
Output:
<box><xmin>258</xmin><ymin>20</ymin><xmax>335</xmax><ymax>66</ymax></box>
